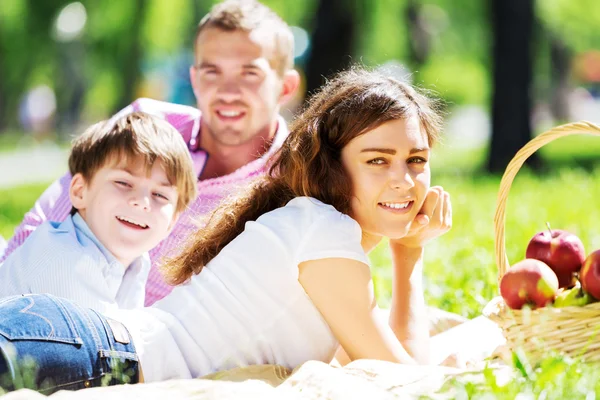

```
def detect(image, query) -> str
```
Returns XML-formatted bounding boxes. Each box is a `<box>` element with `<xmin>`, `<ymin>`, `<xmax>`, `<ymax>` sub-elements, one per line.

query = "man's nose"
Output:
<box><xmin>216</xmin><ymin>79</ymin><xmax>243</xmax><ymax>102</ymax></box>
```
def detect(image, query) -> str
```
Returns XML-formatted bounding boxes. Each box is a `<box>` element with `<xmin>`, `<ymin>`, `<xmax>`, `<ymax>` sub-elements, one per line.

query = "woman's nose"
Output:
<box><xmin>389</xmin><ymin>164</ymin><xmax>415</xmax><ymax>190</ymax></box>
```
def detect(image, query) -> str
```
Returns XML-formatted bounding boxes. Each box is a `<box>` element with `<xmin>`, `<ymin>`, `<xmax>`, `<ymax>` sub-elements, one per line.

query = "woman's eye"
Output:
<box><xmin>367</xmin><ymin>158</ymin><xmax>387</xmax><ymax>165</ymax></box>
<box><xmin>408</xmin><ymin>157</ymin><xmax>428</xmax><ymax>164</ymax></box>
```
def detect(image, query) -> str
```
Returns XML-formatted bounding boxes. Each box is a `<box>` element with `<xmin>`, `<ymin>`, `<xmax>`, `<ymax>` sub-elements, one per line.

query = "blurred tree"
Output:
<box><xmin>114</xmin><ymin>0</ymin><xmax>146</xmax><ymax>112</ymax></box>
<box><xmin>487</xmin><ymin>0</ymin><xmax>537</xmax><ymax>173</ymax></box>
<box><xmin>304</xmin><ymin>0</ymin><xmax>358</xmax><ymax>97</ymax></box>
<box><xmin>405</xmin><ymin>0</ymin><xmax>431</xmax><ymax>68</ymax></box>
<box><xmin>549</xmin><ymin>33</ymin><xmax>571</xmax><ymax>122</ymax></box>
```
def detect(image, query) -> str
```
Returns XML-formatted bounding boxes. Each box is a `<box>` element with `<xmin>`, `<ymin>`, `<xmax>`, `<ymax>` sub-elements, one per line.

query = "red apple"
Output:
<box><xmin>500</xmin><ymin>259</ymin><xmax>559</xmax><ymax>309</ymax></box>
<box><xmin>525</xmin><ymin>227</ymin><xmax>586</xmax><ymax>288</ymax></box>
<box><xmin>580</xmin><ymin>250</ymin><xmax>600</xmax><ymax>300</ymax></box>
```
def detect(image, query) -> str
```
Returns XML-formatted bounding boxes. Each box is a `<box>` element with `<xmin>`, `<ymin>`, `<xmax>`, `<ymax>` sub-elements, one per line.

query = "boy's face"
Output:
<box><xmin>69</xmin><ymin>157</ymin><xmax>180</xmax><ymax>267</ymax></box>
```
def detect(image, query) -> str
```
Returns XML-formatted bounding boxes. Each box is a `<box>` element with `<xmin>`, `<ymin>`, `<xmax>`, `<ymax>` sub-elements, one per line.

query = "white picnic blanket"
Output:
<box><xmin>2</xmin><ymin>316</ymin><xmax>508</xmax><ymax>399</ymax></box>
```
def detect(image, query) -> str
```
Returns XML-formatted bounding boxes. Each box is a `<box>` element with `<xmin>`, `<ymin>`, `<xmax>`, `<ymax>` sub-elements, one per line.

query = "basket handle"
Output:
<box><xmin>494</xmin><ymin>120</ymin><xmax>600</xmax><ymax>284</ymax></box>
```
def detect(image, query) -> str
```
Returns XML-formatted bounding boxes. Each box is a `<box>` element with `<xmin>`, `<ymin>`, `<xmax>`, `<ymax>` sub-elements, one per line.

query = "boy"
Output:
<box><xmin>1</xmin><ymin>0</ymin><xmax>300</xmax><ymax>306</ymax></box>
<box><xmin>0</xmin><ymin>112</ymin><xmax>197</xmax><ymax>313</ymax></box>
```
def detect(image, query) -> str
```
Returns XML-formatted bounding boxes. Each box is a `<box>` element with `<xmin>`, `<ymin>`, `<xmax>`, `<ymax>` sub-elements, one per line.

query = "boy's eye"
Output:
<box><xmin>115</xmin><ymin>181</ymin><xmax>131</xmax><ymax>187</ymax></box>
<box><xmin>367</xmin><ymin>158</ymin><xmax>387</xmax><ymax>165</ymax></box>
<box><xmin>153</xmin><ymin>192</ymin><xmax>169</xmax><ymax>201</ymax></box>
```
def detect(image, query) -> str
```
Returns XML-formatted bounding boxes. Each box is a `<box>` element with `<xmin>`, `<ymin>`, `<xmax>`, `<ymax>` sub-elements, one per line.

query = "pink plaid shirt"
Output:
<box><xmin>1</xmin><ymin>98</ymin><xmax>289</xmax><ymax>305</ymax></box>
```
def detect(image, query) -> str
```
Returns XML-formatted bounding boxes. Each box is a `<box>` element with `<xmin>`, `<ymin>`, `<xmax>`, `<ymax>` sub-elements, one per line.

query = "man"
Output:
<box><xmin>1</xmin><ymin>0</ymin><xmax>300</xmax><ymax>306</ymax></box>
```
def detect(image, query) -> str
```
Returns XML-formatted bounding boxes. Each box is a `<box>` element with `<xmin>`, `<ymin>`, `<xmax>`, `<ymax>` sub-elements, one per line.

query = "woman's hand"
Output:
<box><xmin>393</xmin><ymin>186</ymin><xmax>452</xmax><ymax>248</ymax></box>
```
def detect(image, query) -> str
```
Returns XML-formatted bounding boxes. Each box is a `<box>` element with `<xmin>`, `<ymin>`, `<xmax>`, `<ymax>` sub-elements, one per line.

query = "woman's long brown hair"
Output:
<box><xmin>162</xmin><ymin>67</ymin><xmax>444</xmax><ymax>285</ymax></box>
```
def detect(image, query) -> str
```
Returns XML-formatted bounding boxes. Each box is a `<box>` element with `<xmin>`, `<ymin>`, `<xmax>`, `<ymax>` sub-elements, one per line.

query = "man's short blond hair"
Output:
<box><xmin>195</xmin><ymin>0</ymin><xmax>294</xmax><ymax>75</ymax></box>
<box><xmin>69</xmin><ymin>112</ymin><xmax>197</xmax><ymax>213</ymax></box>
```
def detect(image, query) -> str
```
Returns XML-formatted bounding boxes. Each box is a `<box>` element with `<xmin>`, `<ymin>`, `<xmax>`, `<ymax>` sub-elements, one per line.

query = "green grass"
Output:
<box><xmin>0</xmin><ymin>183</ymin><xmax>50</xmax><ymax>239</ymax></box>
<box><xmin>1</xmin><ymin>140</ymin><xmax>600</xmax><ymax>397</ymax></box>
<box><xmin>0</xmin><ymin>131</ymin><xmax>69</xmax><ymax>153</ymax></box>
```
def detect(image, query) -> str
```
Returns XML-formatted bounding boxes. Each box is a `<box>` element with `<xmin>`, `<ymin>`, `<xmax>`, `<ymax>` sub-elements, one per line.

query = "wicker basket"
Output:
<box><xmin>483</xmin><ymin>120</ymin><xmax>600</xmax><ymax>363</ymax></box>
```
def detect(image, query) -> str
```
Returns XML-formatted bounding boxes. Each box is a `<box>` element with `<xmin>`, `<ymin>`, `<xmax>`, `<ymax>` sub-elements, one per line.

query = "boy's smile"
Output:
<box><xmin>70</xmin><ymin>157</ymin><xmax>179</xmax><ymax>268</ymax></box>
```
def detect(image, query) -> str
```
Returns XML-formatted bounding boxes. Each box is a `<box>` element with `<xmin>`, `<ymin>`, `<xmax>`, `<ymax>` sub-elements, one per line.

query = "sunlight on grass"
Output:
<box><xmin>0</xmin><ymin>183</ymin><xmax>50</xmax><ymax>239</ymax></box>
<box><xmin>1</xmin><ymin>136</ymin><xmax>600</xmax><ymax>397</ymax></box>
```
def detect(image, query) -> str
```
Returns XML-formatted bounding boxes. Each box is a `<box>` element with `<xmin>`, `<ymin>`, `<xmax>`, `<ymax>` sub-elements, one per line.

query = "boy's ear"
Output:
<box><xmin>166</xmin><ymin>211</ymin><xmax>181</xmax><ymax>235</ymax></box>
<box><xmin>69</xmin><ymin>173</ymin><xmax>88</xmax><ymax>211</ymax></box>
<box><xmin>278</xmin><ymin>69</ymin><xmax>301</xmax><ymax>106</ymax></box>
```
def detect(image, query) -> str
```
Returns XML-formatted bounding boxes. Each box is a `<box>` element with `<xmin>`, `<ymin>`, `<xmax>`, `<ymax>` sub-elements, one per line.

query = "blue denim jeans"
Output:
<box><xmin>0</xmin><ymin>294</ymin><xmax>139</xmax><ymax>394</ymax></box>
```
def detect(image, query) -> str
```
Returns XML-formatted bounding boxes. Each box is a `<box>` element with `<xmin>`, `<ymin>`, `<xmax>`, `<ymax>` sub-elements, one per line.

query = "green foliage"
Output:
<box><xmin>537</xmin><ymin>0</ymin><xmax>600</xmax><ymax>52</ymax></box>
<box><xmin>420</xmin><ymin>56</ymin><xmax>489</xmax><ymax>105</ymax></box>
<box><xmin>438</xmin><ymin>353</ymin><xmax>600</xmax><ymax>399</ymax></box>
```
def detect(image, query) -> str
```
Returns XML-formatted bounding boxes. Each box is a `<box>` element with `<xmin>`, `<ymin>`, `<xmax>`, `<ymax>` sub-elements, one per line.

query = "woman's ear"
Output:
<box><xmin>69</xmin><ymin>173</ymin><xmax>88</xmax><ymax>212</ymax></box>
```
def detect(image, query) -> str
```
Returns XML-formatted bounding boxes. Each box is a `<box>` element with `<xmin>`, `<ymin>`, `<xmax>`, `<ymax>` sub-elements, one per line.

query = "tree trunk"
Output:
<box><xmin>115</xmin><ymin>0</ymin><xmax>146</xmax><ymax>112</ymax></box>
<box><xmin>549</xmin><ymin>34</ymin><xmax>571</xmax><ymax>122</ymax></box>
<box><xmin>405</xmin><ymin>0</ymin><xmax>430</xmax><ymax>68</ymax></box>
<box><xmin>304</xmin><ymin>0</ymin><xmax>355</xmax><ymax>97</ymax></box>
<box><xmin>487</xmin><ymin>0</ymin><xmax>536</xmax><ymax>173</ymax></box>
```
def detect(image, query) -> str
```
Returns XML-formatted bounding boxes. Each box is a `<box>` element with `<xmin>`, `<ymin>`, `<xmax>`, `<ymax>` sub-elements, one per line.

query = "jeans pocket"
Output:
<box><xmin>0</xmin><ymin>295</ymin><xmax>83</xmax><ymax>345</ymax></box>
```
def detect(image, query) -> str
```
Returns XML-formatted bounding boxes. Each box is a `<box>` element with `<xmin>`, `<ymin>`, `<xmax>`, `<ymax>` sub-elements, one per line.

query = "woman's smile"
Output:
<box><xmin>378</xmin><ymin>200</ymin><xmax>414</xmax><ymax>214</ymax></box>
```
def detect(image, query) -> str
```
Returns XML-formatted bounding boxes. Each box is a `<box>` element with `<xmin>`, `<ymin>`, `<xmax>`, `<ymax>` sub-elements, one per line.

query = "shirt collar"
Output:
<box><xmin>71</xmin><ymin>213</ymin><xmax>144</xmax><ymax>269</ymax></box>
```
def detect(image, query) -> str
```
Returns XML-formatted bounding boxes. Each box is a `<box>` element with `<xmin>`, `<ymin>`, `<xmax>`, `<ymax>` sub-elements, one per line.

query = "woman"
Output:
<box><xmin>0</xmin><ymin>67</ymin><xmax>451</xmax><ymax>394</ymax></box>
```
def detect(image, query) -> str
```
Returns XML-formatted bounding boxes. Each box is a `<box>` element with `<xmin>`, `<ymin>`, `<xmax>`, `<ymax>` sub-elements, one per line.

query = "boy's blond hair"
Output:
<box><xmin>195</xmin><ymin>0</ymin><xmax>294</xmax><ymax>75</ymax></box>
<box><xmin>69</xmin><ymin>112</ymin><xmax>197</xmax><ymax>213</ymax></box>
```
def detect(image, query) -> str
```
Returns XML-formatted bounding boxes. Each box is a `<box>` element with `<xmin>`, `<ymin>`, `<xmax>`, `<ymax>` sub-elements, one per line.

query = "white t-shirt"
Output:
<box><xmin>106</xmin><ymin>197</ymin><xmax>369</xmax><ymax>382</ymax></box>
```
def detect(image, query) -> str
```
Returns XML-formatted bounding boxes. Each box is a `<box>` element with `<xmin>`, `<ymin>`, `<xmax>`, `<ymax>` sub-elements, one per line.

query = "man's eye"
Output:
<box><xmin>202</xmin><ymin>69</ymin><xmax>218</xmax><ymax>77</ymax></box>
<box><xmin>367</xmin><ymin>158</ymin><xmax>386</xmax><ymax>165</ymax></box>
<box><xmin>243</xmin><ymin>70</ymin><xmax>260</xmax><ymax>79</ymax></box>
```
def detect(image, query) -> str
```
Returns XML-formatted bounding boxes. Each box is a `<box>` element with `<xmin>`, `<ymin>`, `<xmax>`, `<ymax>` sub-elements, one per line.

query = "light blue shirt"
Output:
<box><xmin>0</xmin><ymin>213</ymin><xmax>150</xmax><ymax>313</ymax></box>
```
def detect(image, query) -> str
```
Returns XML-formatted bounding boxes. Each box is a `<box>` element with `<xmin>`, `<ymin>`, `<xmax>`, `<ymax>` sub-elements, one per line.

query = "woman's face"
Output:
<box><xmin>341</xmin><ymin>117</ymin><xmax>431</xmax><ymax>247</ymax></box>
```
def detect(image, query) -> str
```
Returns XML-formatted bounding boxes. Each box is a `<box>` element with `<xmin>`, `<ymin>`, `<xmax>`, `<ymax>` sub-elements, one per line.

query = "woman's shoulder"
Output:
<box><xmin>258</xmin><ymin>196</ymin><xmax>359</xmax><ymax>233</ymax></box>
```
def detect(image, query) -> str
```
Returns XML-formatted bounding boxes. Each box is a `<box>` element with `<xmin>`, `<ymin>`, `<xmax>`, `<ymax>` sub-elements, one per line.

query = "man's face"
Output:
<box><xmin>190</xmin><ymin>27</ymin><xmax>285</xmax><ymax>147</ymax></box>
<box><xmin>71</xmin><ymin>158</ymin><xmax>179</xmax><ymax>267</ymax></box>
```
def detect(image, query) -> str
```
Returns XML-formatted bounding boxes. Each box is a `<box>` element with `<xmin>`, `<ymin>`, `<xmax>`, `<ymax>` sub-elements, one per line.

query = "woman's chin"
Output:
<box><xmin>381</xmin><ymin>227</ymin><xmax>411</xmax><ymax>240</ymax></box>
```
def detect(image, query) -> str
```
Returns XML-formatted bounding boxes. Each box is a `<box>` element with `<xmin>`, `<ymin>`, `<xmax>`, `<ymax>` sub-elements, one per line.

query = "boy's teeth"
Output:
<box><xmin>219</xmin><ymin>110</ymin><xmax>241</xmax><ymax>117</ymax></box>
<box><xmin>117</xmin><ymin>216</ymin><xmax>148</xmax><ymax>228</ymax></box>
<box><xmin>381</xmin><ymin>202</ymin><xmax>410</xmax><ymax>209</ymax></box>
